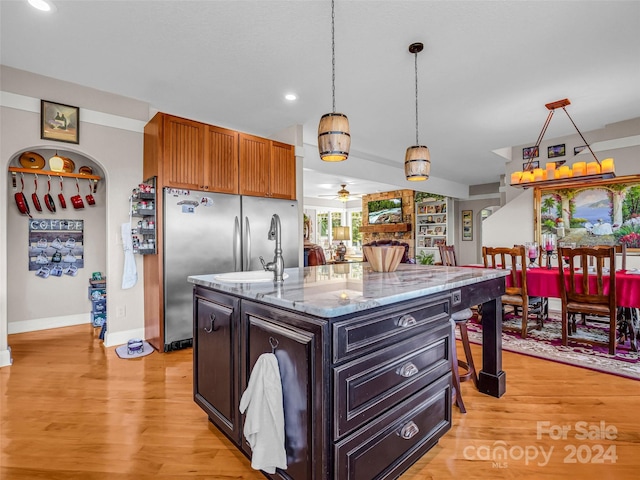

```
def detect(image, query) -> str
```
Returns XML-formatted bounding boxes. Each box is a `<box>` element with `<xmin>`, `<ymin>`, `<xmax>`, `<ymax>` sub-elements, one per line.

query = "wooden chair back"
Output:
<box><xmin>482</xmin><ymin>245</ymin><xmax>528</xmax><ymax>299</ymax></box>
<box><xmin>438</xmin><ymin>245</ymin><xmax>458</xmax><ymax>266</ymax></box>
<box><xmin>584</xmin><ymin>244</ymin><xmax>625</xmax><ymax>270</ymax></box>
<box><xmin>558</xmin><ymin>246</ymin><xmax>616</xmax><ymax>310</ymax></box>
<box><xmin>557</xmin><ymin>245</ymin><xmax>617</xmax><ymax>354</ymax></box>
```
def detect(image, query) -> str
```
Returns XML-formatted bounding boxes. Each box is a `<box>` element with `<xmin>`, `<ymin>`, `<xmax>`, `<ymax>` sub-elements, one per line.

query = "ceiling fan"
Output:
<box><xmin>318</xmin><ymin>184</ymin><xmax>364</xmax><ymax>202</ymax></box>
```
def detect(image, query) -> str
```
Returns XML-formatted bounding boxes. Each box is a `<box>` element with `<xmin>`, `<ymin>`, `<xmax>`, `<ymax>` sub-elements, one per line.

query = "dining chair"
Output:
<box><xmin>557</xmin><ymin>246</ymin><xmax>617</xmax><ymax>355</ymax></box>
<box><xmin>438</xmin><ymin>244</ymin><xmax>457</xmax><ymax>267</ymax></box>
<box><xmin>437</xmin><ymin>244</ymin><xmax>477</xmax><ymax>413</ymax></box>
<box><xmin>482</xmin><ymin>245</ymin><xmax>545</xmax><ymax>338</ymax></box>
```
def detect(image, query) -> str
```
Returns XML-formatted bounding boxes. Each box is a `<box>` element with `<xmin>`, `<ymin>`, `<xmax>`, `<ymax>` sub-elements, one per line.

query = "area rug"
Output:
<box><xmin>460</xmin><ymin>312</ymin><xmax>640</xmax><ymax>380</ymax></box>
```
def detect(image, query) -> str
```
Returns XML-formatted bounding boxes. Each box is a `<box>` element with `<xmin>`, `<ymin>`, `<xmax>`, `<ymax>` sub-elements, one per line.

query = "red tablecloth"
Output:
<box><xmin>524</xmin><ymin>268</ymin><xmax>640</xmax><ymax>308</ymax></box>
<box><xmin>462</xmin><ymin>265</ymin><xmax>640</xmax><ymax>308</ymax></box>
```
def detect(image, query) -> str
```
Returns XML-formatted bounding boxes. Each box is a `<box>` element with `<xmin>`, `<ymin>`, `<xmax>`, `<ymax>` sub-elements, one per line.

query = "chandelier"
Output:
<box><xmin>511</xmin><ymin>99</ymin><xmax>615</xmax><ymax>188</ymax></box>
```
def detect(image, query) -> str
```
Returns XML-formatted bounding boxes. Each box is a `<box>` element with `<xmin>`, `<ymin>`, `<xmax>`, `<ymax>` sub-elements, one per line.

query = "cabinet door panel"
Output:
<box><xmin>241</xmin><ymin>303</ymin><xmax>326</xmax><ymax>480</ymax></box>
<box><xmin>239</xmin><ymin>133</ymin><xmax>270</xmax><ymax>197</ymax></box>
<box><xmin>163</xmin><ymin>115</ymin><xmax>205</xmax><ymax>189</ymax></box>
<box><xmin>205</xmin><ymin>125</ymin><xmax>239</xmax><ymax>194</ymax></box>
<box><xmin>270</xmin><ymin>141</ymin><xmax>296</xmax><ymax>200</ymax></box>
<box><xmin>194</xmin><ymin>292</ymin><xmax>240</xmax><ymax>442</ymax></box>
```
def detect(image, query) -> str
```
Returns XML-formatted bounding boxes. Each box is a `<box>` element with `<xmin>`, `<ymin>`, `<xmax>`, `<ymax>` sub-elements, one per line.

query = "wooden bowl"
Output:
<box><xmin>363</xmin><ymin>245</ymin><xmax>405</xmax><ymax>272</ymax></box>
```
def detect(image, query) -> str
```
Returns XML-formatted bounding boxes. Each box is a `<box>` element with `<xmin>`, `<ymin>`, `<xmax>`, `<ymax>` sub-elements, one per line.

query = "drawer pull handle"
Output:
<box><xmin>204</xmin><ymin>313</ymin><xmax>218</xmax><ymax>333</ymax></box>
<box><xmin>398</xmin><ymin>421</ymin><xmax>420</xmax><ymax>440</ymax></box>
<box><xmin>397</xmin><ymin>362</ymin><xmax>419</xmax><ymax>378</ymax></box>
<box><xmin>397</xmin><ymin>314</ymin><xmax>417</xmax><ymax>328</ymax></box>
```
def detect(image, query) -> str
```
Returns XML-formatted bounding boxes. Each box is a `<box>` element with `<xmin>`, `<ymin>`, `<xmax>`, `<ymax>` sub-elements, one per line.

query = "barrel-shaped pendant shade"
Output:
<box><xmin>404</xmin><ymin>145</ymin><xmax>430</xmax><ymax>181</ymax></box>
<box><xmin>318</xmin><ymin>113</ymin><xmax>351</xmax><ymax>162</ymax></box>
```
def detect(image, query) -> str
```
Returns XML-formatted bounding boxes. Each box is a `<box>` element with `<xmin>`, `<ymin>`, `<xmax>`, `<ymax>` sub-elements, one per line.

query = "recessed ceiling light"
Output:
<box><xmin>285</xmin><ymin>93</ymin><xmax>297</xmax><ymax>101</ymax></box>
<box><xmin>28</xmin><ymin>0</ymin><xmax>56</xmax><ymax>12</ymax></box>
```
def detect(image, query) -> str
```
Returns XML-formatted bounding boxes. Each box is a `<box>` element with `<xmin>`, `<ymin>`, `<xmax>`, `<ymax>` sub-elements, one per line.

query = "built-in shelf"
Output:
<box><xmin>8</xmin><ymin>166</ymin><xmax>101</xmax><ymax>182</ymax></box>
<box><xmin>359</xmin><ymin>223</ymin><xmax>412</xmax><ymax>233</ymax></box>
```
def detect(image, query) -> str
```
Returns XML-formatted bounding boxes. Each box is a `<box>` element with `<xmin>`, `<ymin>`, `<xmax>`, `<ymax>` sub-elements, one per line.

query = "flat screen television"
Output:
<box><xmin>368</xmin><ymin>198</ymin><xmax>403</xmax><ymax>224</ymax></box>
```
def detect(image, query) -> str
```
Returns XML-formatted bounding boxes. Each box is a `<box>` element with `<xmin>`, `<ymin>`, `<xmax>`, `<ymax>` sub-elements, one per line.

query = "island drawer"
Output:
<box><xmin>334</xmin><ymin>374</ymin><xmax>451</xmax><ymax>480</ymax></box>
<box><xmin>332</xmin><ymin>294</ymin><xmax>450</xmax><ymax>363</ymax></box>
<box><xmin>333</xmin><ymin>321</ymin><xmax>450</xmax><ymax>438</ymax></box>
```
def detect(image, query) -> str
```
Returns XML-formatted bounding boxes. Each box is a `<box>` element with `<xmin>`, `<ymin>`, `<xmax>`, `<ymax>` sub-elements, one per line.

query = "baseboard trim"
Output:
<box><xmin>103</xmin><ymin>327</ymin><xmax>146</xmax><ymax>349</ymax></box>
<box><xmin>0</xmin><ymin>347</ymin><xmax>12</xmax><ymax>367</ymax></box>
<box><xmin>8</xmin><ymin>313</ymin><xmax>90</xmax><ymax>334</ymax></box>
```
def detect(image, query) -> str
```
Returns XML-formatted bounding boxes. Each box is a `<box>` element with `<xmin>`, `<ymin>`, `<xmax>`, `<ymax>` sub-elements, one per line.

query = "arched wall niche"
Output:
<box><xmin>6</xmin><ymin>146</ymin><xmax>108</xmax><ymax>335</ymax></box>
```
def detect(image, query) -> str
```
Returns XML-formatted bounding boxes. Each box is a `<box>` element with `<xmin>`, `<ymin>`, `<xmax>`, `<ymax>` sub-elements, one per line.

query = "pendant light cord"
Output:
<box><xmin>331</xmin><ymin>0</ymin><xmax>336</xmax><ymax>113</ymax></box>
<box><xmin>414</xmin><ymin>50</ymin><xmax>419</xmax><ymax>145</ymax></box>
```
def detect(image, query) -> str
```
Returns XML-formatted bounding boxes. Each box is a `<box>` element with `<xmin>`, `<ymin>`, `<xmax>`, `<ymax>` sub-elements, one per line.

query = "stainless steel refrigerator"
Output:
<box><xmin>162</xmin><ymin>188</ymin><xmax>299</xmax><ymax>351</ymax></box>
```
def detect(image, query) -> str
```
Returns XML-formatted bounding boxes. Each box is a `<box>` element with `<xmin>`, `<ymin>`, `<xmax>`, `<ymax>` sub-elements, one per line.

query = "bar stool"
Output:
<box><xmin>450</xmin><ymin>308</ymin><xmax>478</xmax><ymax>413</ymax></box>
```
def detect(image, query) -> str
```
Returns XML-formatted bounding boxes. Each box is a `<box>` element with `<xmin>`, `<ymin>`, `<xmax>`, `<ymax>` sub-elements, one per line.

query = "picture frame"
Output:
<box><xmin>574</xmin><ymin>145</ymin><xmax>587</xmax><ymax>155</ymax></box>
<box><xmin>434</xmin><ymin>238</ymin><xmax>446</xmax><ymax>247</ymax></box>
<box><xmin>523</xmin><ymin>160</ymin><xmax>540</xmax><ymax>171</ymax></box>
<box><xmin>534</xmin><ymin>175</ymin><xmax>640</xmax><ymax>251</ymax></box>
<box><xmin>548</xmin><ymin>144</ymin><xmax>565</xmax><ymax>158</ymax></box>
<box><xmin>462</xmin><ymin>210</ymin><xmax>473</xmax><ymax>241</ymax></box>
<box><xmin>41</xmin><ymin>100</ymin><xmax>79</xmax><ymax>144</ymax></box>
<box><xmin>523</xmin><ymin>146</ymin><xmax>539</xmax><ymax>160</ymax></box>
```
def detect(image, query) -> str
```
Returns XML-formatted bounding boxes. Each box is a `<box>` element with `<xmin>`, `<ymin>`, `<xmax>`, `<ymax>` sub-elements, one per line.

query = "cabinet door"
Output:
<box><xmin>205</xmin><ymin>125</ymin><xmax>239</xmax><ymax>194</ymax></box>
<box><xmin>240</xmin><ymin>302</ymin><xmax>327</xmax><ymax>480</ymax></box>
<box><xmin>270</xmin><ymin>141</ymin><xmax>296</xmax><ymax>200</ymax></box>
<box><xmin>239</xmin><ymin>133</ymin><xmax>271</xmax><ymax>197</ymax></box>
<box><xmin>194</xmin><ymin>289</ymin><xmax>240</xmax><ymax>443</ymax></box>
<box><xmin>162</xmin><ymin>114</ymin><xmax>206</xmax><ymax>189</ymax></box>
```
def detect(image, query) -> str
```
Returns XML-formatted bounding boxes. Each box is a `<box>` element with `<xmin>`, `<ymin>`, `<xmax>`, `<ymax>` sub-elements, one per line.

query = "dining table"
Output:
<box><xmin>464</xmin><ymin>263</ymin><xmax>640</xmax><ymax>351</ymax></box>
<box><xmin>524</xmin><ymin>266</ymin><xmax>640</xmax><ymax>308</ymax></box>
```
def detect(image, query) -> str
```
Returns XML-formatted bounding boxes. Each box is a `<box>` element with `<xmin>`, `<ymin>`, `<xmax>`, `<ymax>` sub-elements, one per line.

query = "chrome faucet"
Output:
<box><xmin>259</xmin><ymin>214</ymin><xmax>285</xmax><ymax>283</ymax></box>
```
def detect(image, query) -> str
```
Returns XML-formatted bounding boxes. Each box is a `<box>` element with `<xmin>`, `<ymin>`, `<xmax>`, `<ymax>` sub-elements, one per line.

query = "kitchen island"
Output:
<box><xmin>188</xmin><ymin>263</ymin><xmax>507</xmax><ymax>480</ymax></box>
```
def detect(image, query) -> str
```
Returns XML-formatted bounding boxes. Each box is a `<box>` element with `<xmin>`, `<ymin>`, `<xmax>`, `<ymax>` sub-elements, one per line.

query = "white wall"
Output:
<box><xmin>455</xmin><ymin>198</ymin><xmax>502</xmax><ymax>265</ymax></box>
<box><xmin>1</xmin><ymin>66</ymin><xmax>149</xmax><ymax>365</ymax></box>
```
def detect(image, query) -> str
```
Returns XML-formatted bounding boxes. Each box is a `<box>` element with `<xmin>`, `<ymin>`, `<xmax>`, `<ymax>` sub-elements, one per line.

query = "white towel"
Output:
<box><xmin>239</xmin><ymin>353</ymin><xmax>287</xmax><ymax>474</ymax></box>
<box><xmin>121</xmin><ymin>222</ymin><xmax>138</xmax><ymax>289</ymax></box>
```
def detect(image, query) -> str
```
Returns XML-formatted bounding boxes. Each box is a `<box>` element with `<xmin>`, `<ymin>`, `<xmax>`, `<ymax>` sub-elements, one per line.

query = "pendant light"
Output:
<box><xmin>404</xmin><ymin>42</ymin><xmax>430</xmax><ymax>182</ymax></box>
<box><xmin>318</xmin><ymin>0</ymin><xmax>350</xmax><ymax>162</ymax></box>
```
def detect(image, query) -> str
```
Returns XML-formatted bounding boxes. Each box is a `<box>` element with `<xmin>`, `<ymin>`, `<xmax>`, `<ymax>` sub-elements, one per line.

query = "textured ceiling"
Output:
<box><xmin>2</xmin><ymin>0</ymin><xmax>639</xmax><ymax>199</ymax></box>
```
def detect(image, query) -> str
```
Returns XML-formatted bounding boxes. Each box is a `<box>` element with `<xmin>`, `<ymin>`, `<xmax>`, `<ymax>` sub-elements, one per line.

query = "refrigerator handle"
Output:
<box><xmin>234</xmin><ymin>216</ymin><xmax>241</xmax><ymax>271</ymax></box>
<box><xmin>244</xmin><ymin>216</ymin><xmax>251</xmax><ymax>271</ymax></box>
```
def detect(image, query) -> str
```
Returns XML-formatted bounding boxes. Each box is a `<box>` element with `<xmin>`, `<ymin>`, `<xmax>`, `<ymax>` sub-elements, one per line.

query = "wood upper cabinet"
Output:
<box><xmin>144</xmin><ymin>112</ymin><xmax>294</xmax><ymax>198</ymax></box>
<box><xmin>204</xmin><ymin>125</ymin><xmax>239</xmax><ymax>194</ymax></box>
<box><xmin>270</xmin><ymin>140</ymin><xmax>296</xmax><ymax>199</ymax></box>
<box><xmin>239</xmin><ymin>133</ymin><xmax>296</xmax><ymax>199</ymax></box>
<box><xmin>162</xmin><ymin>114</ymin><xmax>206</xmax><ymax>190</ymax></box>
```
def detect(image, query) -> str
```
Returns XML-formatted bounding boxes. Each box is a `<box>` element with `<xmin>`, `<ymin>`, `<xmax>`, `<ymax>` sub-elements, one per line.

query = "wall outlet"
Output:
<box><xmin>116</xmin><ymin>306</ymin><xmax>126</xmax><ymax>318</ymax></box>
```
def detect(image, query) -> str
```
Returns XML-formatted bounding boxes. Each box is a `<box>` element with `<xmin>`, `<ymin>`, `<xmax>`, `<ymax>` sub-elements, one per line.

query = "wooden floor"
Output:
<box><xmin>1</xmin><ymin>324</ymin><xmax>638</xmax><ymax>480</ymax></box>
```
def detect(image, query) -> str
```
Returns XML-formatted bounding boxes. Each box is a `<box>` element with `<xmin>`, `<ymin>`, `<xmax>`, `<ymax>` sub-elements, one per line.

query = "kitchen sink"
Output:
<box><xmin>213</xmin><ymin>270</ymin><xmax>289</xmax><ymax>283</ymax></box>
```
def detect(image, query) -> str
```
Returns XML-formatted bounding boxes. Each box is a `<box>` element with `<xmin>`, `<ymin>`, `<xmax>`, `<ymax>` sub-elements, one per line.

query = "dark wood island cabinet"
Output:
<box><xmin>189</xmin><ymin>263</ymin><xmax>507</xmax><ymax>480</ymax></box>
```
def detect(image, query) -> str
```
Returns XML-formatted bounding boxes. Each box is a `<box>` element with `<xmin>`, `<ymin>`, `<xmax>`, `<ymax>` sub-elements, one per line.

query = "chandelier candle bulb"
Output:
<box><xmin>533</xmin><ymin>168</ymin><xmax>545</xmax><ymax>182</ymax></box>
<box><xmin>558</xmin><ymin>166</ymin><xmax>571</xmax><ymax>178</ymax></box>
<box><xmin>546</xmin><ymin>162</ymin><xmax>556</xmax><ymax>175</ymax></box>
<box><xmin>601</xmin><ymin>158</ymin><xmax>615</xmax><ymax>173</ymax></box>
<box><xmin>572</xmin><ymin>162</ymin><xmax>586</xmax><ymax>176</ymax></box>
<box><xmin>511</xmin><ymin>171</ymin><xmax>523</xmax><ymax>184</ymax></box>
<box><xmin>587</xmin><ymin>161</ymin><xmax>600</xmax><ymax>175</ymax></box>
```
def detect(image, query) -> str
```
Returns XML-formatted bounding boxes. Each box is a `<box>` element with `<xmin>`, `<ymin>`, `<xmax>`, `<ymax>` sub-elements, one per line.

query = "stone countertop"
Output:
<box><xmin>188</xmin><ymin>263</ymin><xmax>508</xmax><ymax>318</ymax></box>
